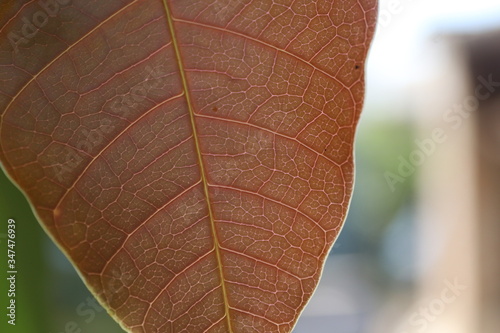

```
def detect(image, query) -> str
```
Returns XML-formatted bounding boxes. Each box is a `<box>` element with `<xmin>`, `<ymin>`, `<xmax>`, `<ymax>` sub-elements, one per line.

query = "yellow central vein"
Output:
<box><xmin>161</xmin><ymin>2</ymin><xmax>233</xmax><ymax>332</ymax></box>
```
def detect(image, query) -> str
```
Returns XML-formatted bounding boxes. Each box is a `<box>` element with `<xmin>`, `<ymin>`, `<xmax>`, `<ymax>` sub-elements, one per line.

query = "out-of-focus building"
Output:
<box><xmin>406</xmin><ymin>28</ymin><xmax>500</xmax><ymax>333</ymax></box>
<box><xmin>464</xmin><ymin>29</ymin><xmax>500</xmax><ymax>333</ymax></box>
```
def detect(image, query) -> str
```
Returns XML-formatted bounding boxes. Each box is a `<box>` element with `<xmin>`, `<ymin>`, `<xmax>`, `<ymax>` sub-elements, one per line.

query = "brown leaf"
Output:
<box><xmin>0</xmin><ymin>0</ymin><xmax>377</xmax><ymax>332</ymax></box>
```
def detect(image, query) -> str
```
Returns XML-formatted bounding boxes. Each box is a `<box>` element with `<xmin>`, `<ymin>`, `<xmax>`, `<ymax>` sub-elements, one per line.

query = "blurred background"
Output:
<box><xmin>1</xmin><ymin>0</ymin><xmax>499</xmax><ymax>332</ymax></box>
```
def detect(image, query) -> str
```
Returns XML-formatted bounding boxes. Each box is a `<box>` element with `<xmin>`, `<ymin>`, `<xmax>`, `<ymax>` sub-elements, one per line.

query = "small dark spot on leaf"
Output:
<box><xmin>355</xmin><ymin>65</ymin><xmax>360</xmax><ymax>70</ymax></box>
<box><xmin>212</xmin><ymin>106</ymin><xmax>218</xmax><ymax>112</ymax></box>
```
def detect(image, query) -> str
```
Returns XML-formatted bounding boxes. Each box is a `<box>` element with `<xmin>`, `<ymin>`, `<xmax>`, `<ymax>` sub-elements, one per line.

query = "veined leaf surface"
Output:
<box><xmin>0</xmin><ymin>0</ymin><xmax>377</xmax><ymax>332</ymax></box>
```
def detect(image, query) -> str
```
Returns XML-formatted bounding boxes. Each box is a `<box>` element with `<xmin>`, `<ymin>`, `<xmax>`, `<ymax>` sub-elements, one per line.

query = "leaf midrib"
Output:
<box><xmin>162</xmin><ymin>1</ymin><xmax>234</xmax><ymax>332</ymax></box>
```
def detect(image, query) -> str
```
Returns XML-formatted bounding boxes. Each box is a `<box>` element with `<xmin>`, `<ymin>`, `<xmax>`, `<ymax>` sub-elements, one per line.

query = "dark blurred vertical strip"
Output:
<box><xmin>465</xmin><ymin>29</ymin><xmax>500</xmax><ymax>333</ymax></box>
<box><xmin>0</xmin><ymin>169</ymin><xmax>50</xmax><ymax>333</ymax></box>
